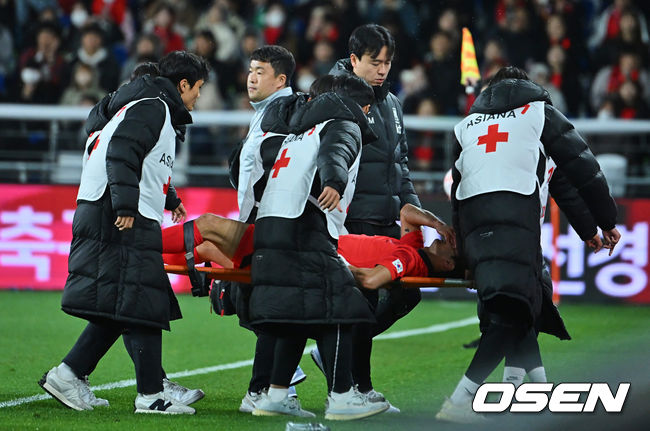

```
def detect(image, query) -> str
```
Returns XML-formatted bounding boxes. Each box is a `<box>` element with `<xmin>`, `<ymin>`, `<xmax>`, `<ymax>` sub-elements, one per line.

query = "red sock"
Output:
<box><xmin>162</xmin><ymin>221</ymin><xmax>204</xmax><ymax>253</ymax></box>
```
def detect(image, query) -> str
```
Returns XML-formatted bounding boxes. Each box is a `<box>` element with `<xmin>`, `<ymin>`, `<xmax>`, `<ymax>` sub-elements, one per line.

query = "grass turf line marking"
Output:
<box><xmin>0</xmin><ymin>316</ymin><xmax>478</xmax><ymax>409</ymax></box>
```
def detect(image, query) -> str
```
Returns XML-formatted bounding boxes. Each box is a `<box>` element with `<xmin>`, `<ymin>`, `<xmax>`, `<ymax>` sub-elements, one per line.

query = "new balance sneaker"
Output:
<box><xmin>134</xmin><ymin>392</ymin><xmax>195</xmax><ymax>415</ymax></box>
<box><xmin>80</xmin><ymin>376</ymin><xmax>109</xmax><ymax>407</ymax></box>
<box><xmin>252</xmin><ymin>393</ymin><xmax>316</xmax><ymax>417</ymax></box>
<box><xmin>38</xmin><ymin>366</ymin><xmax>93</xmax><ymax>411</ymax></box>
<box><xmin>310</xmin><ymin>348</ymin><xmax>326</xmax><ymax>377</ymax></box>
<box><xmin>324</xmin><ymin>387</ymin><xmax>389</xmax><ymax>420</ymax></box>
<box><xmin>163</xmin><ymin>378</ymin><xmax>204</xmax><ymax>405</ymax></box>
<box><xmin>435</xmin><ymin>397</ymin><xmax>487</xmax><ymax>424</ymax></box>
<box><xmin>290</xmin><ymin>365</ymin><xmax>307</xmax><ymax>386</ymax></box>
<box><xmin>239</xmin><ymin>389</ymin><xmax>265</xmax><ymax>413</ymax></box>
<box><xmin>364</xmin><ymin>389</ymin><xmax>400</xmax><ymax>413</ymax></box>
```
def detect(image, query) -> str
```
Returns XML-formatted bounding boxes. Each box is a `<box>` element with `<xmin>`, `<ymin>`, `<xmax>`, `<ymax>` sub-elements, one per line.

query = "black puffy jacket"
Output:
<box><xmin>330</xmin><ymin>59</ymin><xmax>420</xmax><ymax>226</ymax></box>
<box><xmin>61</xmin><ymin>76</ymin><xmax>191</xmax><ymax>330</ymax></box>
<box><xmin>452</xmin><ymin>79</ymin><xmax>617</xmax><ymax>325</ymax></box>
<box><xmin>246</xmin><ymin>93</ymin><xmax>377</xmax><ymax>327</ymax></box>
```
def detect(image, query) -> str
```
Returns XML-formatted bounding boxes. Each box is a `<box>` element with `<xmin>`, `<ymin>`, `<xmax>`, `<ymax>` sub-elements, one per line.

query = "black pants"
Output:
<box><xmin>260</xmin><ymin>323</ymin><xmax>353</xmax><ymax>394</ymax></box>
<box><xmin>62</xmin><ymin>320</ymin><xmax>163</xmax><ymax>394</ymax></box>
<box><xmin>248</xmin><ymin>331</ymin><xmax>276</xmax><ymax>393</ymax></box>
<box><xmin>345</xmin><ymin>220</ymin><xmax>421</xmax><ymax>392</ymax></box>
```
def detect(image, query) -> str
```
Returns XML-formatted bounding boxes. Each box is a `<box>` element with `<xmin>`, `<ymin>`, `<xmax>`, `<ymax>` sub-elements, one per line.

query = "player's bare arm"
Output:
<box><xmin>399</xmin><ymin>203</ymin><xmax>456</xmax><ymax>248</ymax></box>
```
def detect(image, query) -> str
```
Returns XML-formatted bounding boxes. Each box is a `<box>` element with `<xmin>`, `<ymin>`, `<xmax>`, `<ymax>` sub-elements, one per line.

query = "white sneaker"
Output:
<box><xmin>325</xmin><ymin>387</ymin><xmax>389</xmax><ymax>420</ymax></box>
<box><xmin>364</xmin><ymin>389</ymin><xmax>400</xmax><ymax>413</ymax></box>
<box><xmin>310</xmin><ymin>348</ymin><xmax>325</xmax><ymax>377</ymax></box>
<box><xmin>39</xmin><ymin>366</ymin><xmax>93</xmax><ymax>411</ymax></box>
<box><xmin>163</xmin><ymin>378</ymin><xmax>204</xmax><ymax>405</ymax></box>
<box><xmin>252</xmin><ymin>393</ymin><xmax>316</xmax><ymax>417</ymax></box>
<box><xmin>239</xmin><ymin>389</ymin><xmax>265</xmax><ymax>413</ymax></box>
<box><xmin>79</xmin><ymin>376</ymin><xmax>109</xmax><ymax>407</ymax></box>
<box><xmin>435</xmin><ymin>397</ymin><xmax>487</xmax><ymax>424</ymax></box>
<box><xmin>290</xmin><ymin>365</ymin><xmax>307</xmax><ymax>386</ymax></box>
<box><xmin>134</xmin><ymin>392</ymin><xmax>195</xmax><ymax>415</ymax></box>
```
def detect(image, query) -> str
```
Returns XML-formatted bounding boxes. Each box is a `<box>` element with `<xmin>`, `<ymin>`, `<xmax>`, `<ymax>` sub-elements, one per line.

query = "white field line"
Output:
<box><xmin>0</xmin><ymin>316</ymin><xmax>478</xmax><ymax>409</ymax></box>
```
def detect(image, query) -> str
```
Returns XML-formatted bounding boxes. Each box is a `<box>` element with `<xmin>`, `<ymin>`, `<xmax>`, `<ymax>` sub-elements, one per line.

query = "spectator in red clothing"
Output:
<box><xmin>147</xmin><ymin>2</ymin><xmax>185</xmax><ymax>55</ymax></box>
<box><xmin>16</xmin><ymin>21</ymin><xmax>69</xmax><ymax>104</ymax></box>
<box><xmin>594</xmin><ymin>8</ymin><xmax>650</xmax><ymax>68</ymax></box>
<box><xmin>612</xmin><ymin>79</ymin><xmax>649</xmax><ymax>119</ymax></box>
<box><xmin>546</xmin><ymin>44</ymin><xmax>581</xmax><ymax>116</ymax></box>
<box><xmin>589</xmin><ymin>0</ymin><xmax>649</xmax><ymax>50</ymax></box>
<box><xmin>591</xmin><ymin>50</ymin><xmax>650</xmax><ymax>113</ymax></box>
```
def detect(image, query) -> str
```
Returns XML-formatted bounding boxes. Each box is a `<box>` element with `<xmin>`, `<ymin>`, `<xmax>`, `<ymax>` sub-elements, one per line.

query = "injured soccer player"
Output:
<box><xmin>161</xmin><ymin>203</ymin><xmax>460</xmax><ymax>288</ymax></box>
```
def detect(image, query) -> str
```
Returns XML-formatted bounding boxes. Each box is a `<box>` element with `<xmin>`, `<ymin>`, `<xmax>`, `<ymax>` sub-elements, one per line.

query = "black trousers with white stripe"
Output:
<box><xmin>62</xmin><ymin>320</ymin><xmax>163</xmax><ymax>395</ymax></box>
<box><xmin>261</xmin><ymin>323</ymin><xmax>353</xmax><ymax>394</ymax></box>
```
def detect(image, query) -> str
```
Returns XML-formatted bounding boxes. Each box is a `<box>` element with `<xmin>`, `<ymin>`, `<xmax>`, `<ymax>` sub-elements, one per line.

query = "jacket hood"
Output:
<box><xmin>260</xmin><ymin>92</ymin><xmax>310</xmax><ymax>135</ymax></box>
<box><xmin>470</xmin><ymin>79</ymin><xmax>552</xmax><ymax>114</ymax></box>
<box><xmin>287</xmin><ymin>92</ymin><xmax>378</xmax><ymax>143</ymax></box>
<box><xmin>330</xmin><ymin>58</ymin><xmax>390</xmax><ymax>102</ymax></box>
<box><xmin>85</xmin><ymin>75</ymin><xmax>192</xmax><ymax>134</ymax></box>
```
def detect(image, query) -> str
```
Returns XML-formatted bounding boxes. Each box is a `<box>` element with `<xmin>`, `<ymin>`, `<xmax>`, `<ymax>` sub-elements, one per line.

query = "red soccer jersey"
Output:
<box><xmin>337</xmin><ymin>231</ymin><xmax>429</xmax><ymax>280</ymax></box>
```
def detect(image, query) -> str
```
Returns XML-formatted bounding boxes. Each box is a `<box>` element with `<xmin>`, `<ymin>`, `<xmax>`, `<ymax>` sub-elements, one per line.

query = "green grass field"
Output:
<box><xmin>0</xmin><ymin>290</ymin><xmax>649</xmax><ymax>430</ymax></box>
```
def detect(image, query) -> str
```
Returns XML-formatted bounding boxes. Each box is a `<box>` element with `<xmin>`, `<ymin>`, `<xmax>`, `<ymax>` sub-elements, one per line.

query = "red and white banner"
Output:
<box><xmin>0</xmin><ymin>184</ymin><xmax>238</xmax><ymax>293</ymax></box>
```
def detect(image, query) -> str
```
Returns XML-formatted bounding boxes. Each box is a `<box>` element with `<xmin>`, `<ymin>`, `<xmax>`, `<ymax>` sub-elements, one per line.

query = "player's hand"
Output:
<box><xmin>318</xmin><ymin>186</ymin><xmax>342</xmax><ymax>212</ymax></box>
<box><xmin>171</xmin><ymin>203</ymin><xmax>187</xmax><ymax>223</ymax></box>
<box><xmin>435</xmin><ymin>223</ymin><xmax>456</xmax><ymax>250</ymax></box>
<box><xmin>602</xmin><ymin>227</ymin><xmax>621</xmax><ymax>256</ymax></box>
<box><xmin>585</xmin><ymin>234</ymin><xmax>604</xmax><ymax>253</ymax></box>
<box><xmin>115</xmin><ymin>216</ymin><xmax>134</xmax><ymax>231</ymax></box>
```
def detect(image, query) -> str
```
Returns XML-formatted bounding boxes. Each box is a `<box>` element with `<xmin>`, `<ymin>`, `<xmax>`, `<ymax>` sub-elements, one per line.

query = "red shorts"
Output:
<box><xmin>231</xmin><ymin>224</ymin><xmax>255</xmax><ymax>269</ymax></box>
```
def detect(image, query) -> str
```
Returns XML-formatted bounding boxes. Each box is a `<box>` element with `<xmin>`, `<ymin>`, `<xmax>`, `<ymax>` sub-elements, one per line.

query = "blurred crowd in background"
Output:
<box><xmin>1</xmin><ymin>0</ymin><xmax>649</xmax><ymax>171</ymax></box>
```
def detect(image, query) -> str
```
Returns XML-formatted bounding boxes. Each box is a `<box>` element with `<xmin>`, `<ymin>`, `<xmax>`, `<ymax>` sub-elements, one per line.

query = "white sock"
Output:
<box><xmin>503</xmin><ymin>366</ymin><xmax>526</xmax><ymax>387</ymax></box>
<box><xmin>57</xmin><ymin>362</ymin><xmax>78</xmax><ymax>381</ymax></box>
<box><xmin>450</xmin><ymin>375</ymin><xmax>480</xmax><ymax>405</ymax></box>
<box><xmin>528</xmin><ymin>366</ymin><xmax>547</xmax><ymax>382</ymax></box>
<box><xmin>330</xmin><ymin>387</ymin><xmax>354</xmax><ymax>400</ymax></box>
<box><xmin>141</xmin><ymin>391</ymin><xmax>163</xmax><ymax>399</ymax></box>
<box><xmin>268</xmin><ymin>387</ymin><xmax>289</xmax><ymax>402</ymax></box>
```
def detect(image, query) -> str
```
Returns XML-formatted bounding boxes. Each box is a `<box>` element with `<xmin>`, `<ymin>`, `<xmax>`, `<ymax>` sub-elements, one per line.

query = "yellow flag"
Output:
<box><xmin>460</xmin><ymin>27</ymin><xmax>480</xmax><ymax>86</ymax></box>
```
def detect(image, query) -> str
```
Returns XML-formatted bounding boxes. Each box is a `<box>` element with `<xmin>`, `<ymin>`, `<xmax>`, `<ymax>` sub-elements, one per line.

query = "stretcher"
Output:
<box><xmin>164</xmin><ymin>265</ymin><xmax>474</xmax><ymax>289</ymax></box>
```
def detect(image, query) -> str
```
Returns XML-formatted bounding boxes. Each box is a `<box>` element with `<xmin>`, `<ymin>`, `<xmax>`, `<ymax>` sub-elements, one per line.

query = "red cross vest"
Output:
<box><xmin>453</xmin><ymin>101</ymin><xmax>546</xmax><ymax>200</ymax></box>
<box><xmin>257</xmin><ymin>120</ymin><xmax>361</xmax><ymax>240</ymax></box>
<box><xmin>77</xmin><ymin>97</ymin><xmax>176</xmax><ymax>224</ymax></box>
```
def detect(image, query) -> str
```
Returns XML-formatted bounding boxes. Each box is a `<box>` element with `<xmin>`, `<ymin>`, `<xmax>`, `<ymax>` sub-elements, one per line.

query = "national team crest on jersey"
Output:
<box><xmin>392</xmin><ymin>259</ymin><xmax>404</xmax><ymax>274</ymax></box>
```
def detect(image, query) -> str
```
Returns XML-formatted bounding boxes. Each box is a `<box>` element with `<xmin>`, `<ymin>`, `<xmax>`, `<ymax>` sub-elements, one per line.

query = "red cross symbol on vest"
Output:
<box><xmin>271</xmin><ymin>148</ymin><xmax>291</xmax><ymax>178</ymax></box>
<box><xmin>477</xmin><ymin>124</ymin><xmax>509</xmax><ymax>153</ymax></box>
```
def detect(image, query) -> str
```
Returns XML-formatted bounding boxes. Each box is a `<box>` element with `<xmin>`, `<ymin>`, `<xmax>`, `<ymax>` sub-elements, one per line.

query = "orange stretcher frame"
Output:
<box><xmin>164</xmin><ymin>265</ymin><xmax>474</xmax><ymax>289</ymax></box>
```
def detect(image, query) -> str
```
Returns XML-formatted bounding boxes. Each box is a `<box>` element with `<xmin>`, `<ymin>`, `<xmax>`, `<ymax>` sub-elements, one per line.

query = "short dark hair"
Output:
<box><xmin>130</xmin><ymin>62</ymin><xmax>160</xmax><ymax>81</ymax></box>
<box><xmin>80</xmin><ymin>22</ymin><xmax>105</xmax><ymax>40</ymax></box>
<box><xmin>159</xmin><ymin>51</ymin><xmax>210</xmax><ymax>87</ymax></box>
<box><xmin>489</xmin><ymin>66</ymin><xmax>529</xmax><ymax>86</ymax></box>
<box><xmin>349</xmin><ymin>24</ymin><xmax>395</xmax><ymax>60</ymax></box>
<box><xmin>308</xmin><ymin>75</ymin><xmax>336</xmax><ymax>99</ymax></box>
<box><xmin>334</xmin><ymin>74</ymin><xmax>374</xmax><ymax>107</ymax></box>
<box><xmin>250</xmin><ymin>45</ymin><xmax>296</xmax><ymax>86</ymax></box>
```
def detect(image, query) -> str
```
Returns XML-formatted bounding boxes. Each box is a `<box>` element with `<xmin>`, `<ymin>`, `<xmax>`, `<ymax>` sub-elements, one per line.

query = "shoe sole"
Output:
<box><xmin>251</xmin><ymin>408</ymin><xmax>282</xmax><ymax>416</ymax></box>
<box><xmin>134</xmin><ymin>408</ymin><xmax>195</xmax><ymax>415</ymax></box>
<box><xmin>325</xmin><ymin>403</ymin><xmax>389</xmax><ymax>421</ymax></box>
<box><xmin>310</xmin><ymin>351</ymin><xmax>326</xmax><ymax>377</ymax></box>
<box><xmin>38</xmin><ymin>373</ymin><xmax>90</xmax><ymax>411</ymax></box>
<box><xmin>239</xmin><ymin>403</ymin><xmax>254</xmax><ymax>413</ymax></box>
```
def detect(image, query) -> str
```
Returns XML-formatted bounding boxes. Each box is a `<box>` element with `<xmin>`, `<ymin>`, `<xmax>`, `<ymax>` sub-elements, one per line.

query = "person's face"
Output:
<box><xmin>546</xmin><ymin>16</ymin><xmax>565</xmax><ymax>40</ymax></box>
<box><xmin>427</xmin><ymin>239</ymin><xmax>456</xmax><ymax>272</ymax></box>
<box><xmin>247</xmin><ymin>60</ymin><xmax>286</xmax><ymax>102</ymax></box>
<box><xmin>82</xmin><ymin>32</ymin><xmax>102</xmax><ymax>54</ymax></box>
<box><xmin>178</xmin><ymin>78</ymin><xmax>204</xmax><ymax>111</ymax></box>
<box><xmin>37</xmin><ymin>30</ymin><xmax>59</xmax><ymax>55</ymax></box>
<box><xmin>194</xmin><ymin>36</ymin><xmax>213</xmax><ymax>58</ymax></box>
<box><xmin>350</xmin><ymin>46</ymin><xmax>392</xmax><ymax>87</ymax></box>
<box><xmin>137</xmin><ymin>39</ymin><xmax>155</xmax><ymax>57</ymax></box>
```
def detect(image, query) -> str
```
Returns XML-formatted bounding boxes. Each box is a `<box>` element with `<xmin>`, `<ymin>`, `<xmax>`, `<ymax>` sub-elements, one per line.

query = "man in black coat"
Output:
<box><xmin>437</xmin><ymin>66</ymin><xmax>621</xmax><ymax>424</ymax></box>
<box><xmin>327</xmin><ymin>24</ymin><xmax>420</xmax><ymax>411</ymax></box>
<box><xmin>245</xmin><ymin>75</ymin><xmax>390</xmax><ymax>420</ymax></box>
<box><xmin>39</xmin><ymin>51</ymin><xmax>209</xmax><ymax>415</ymax></box>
